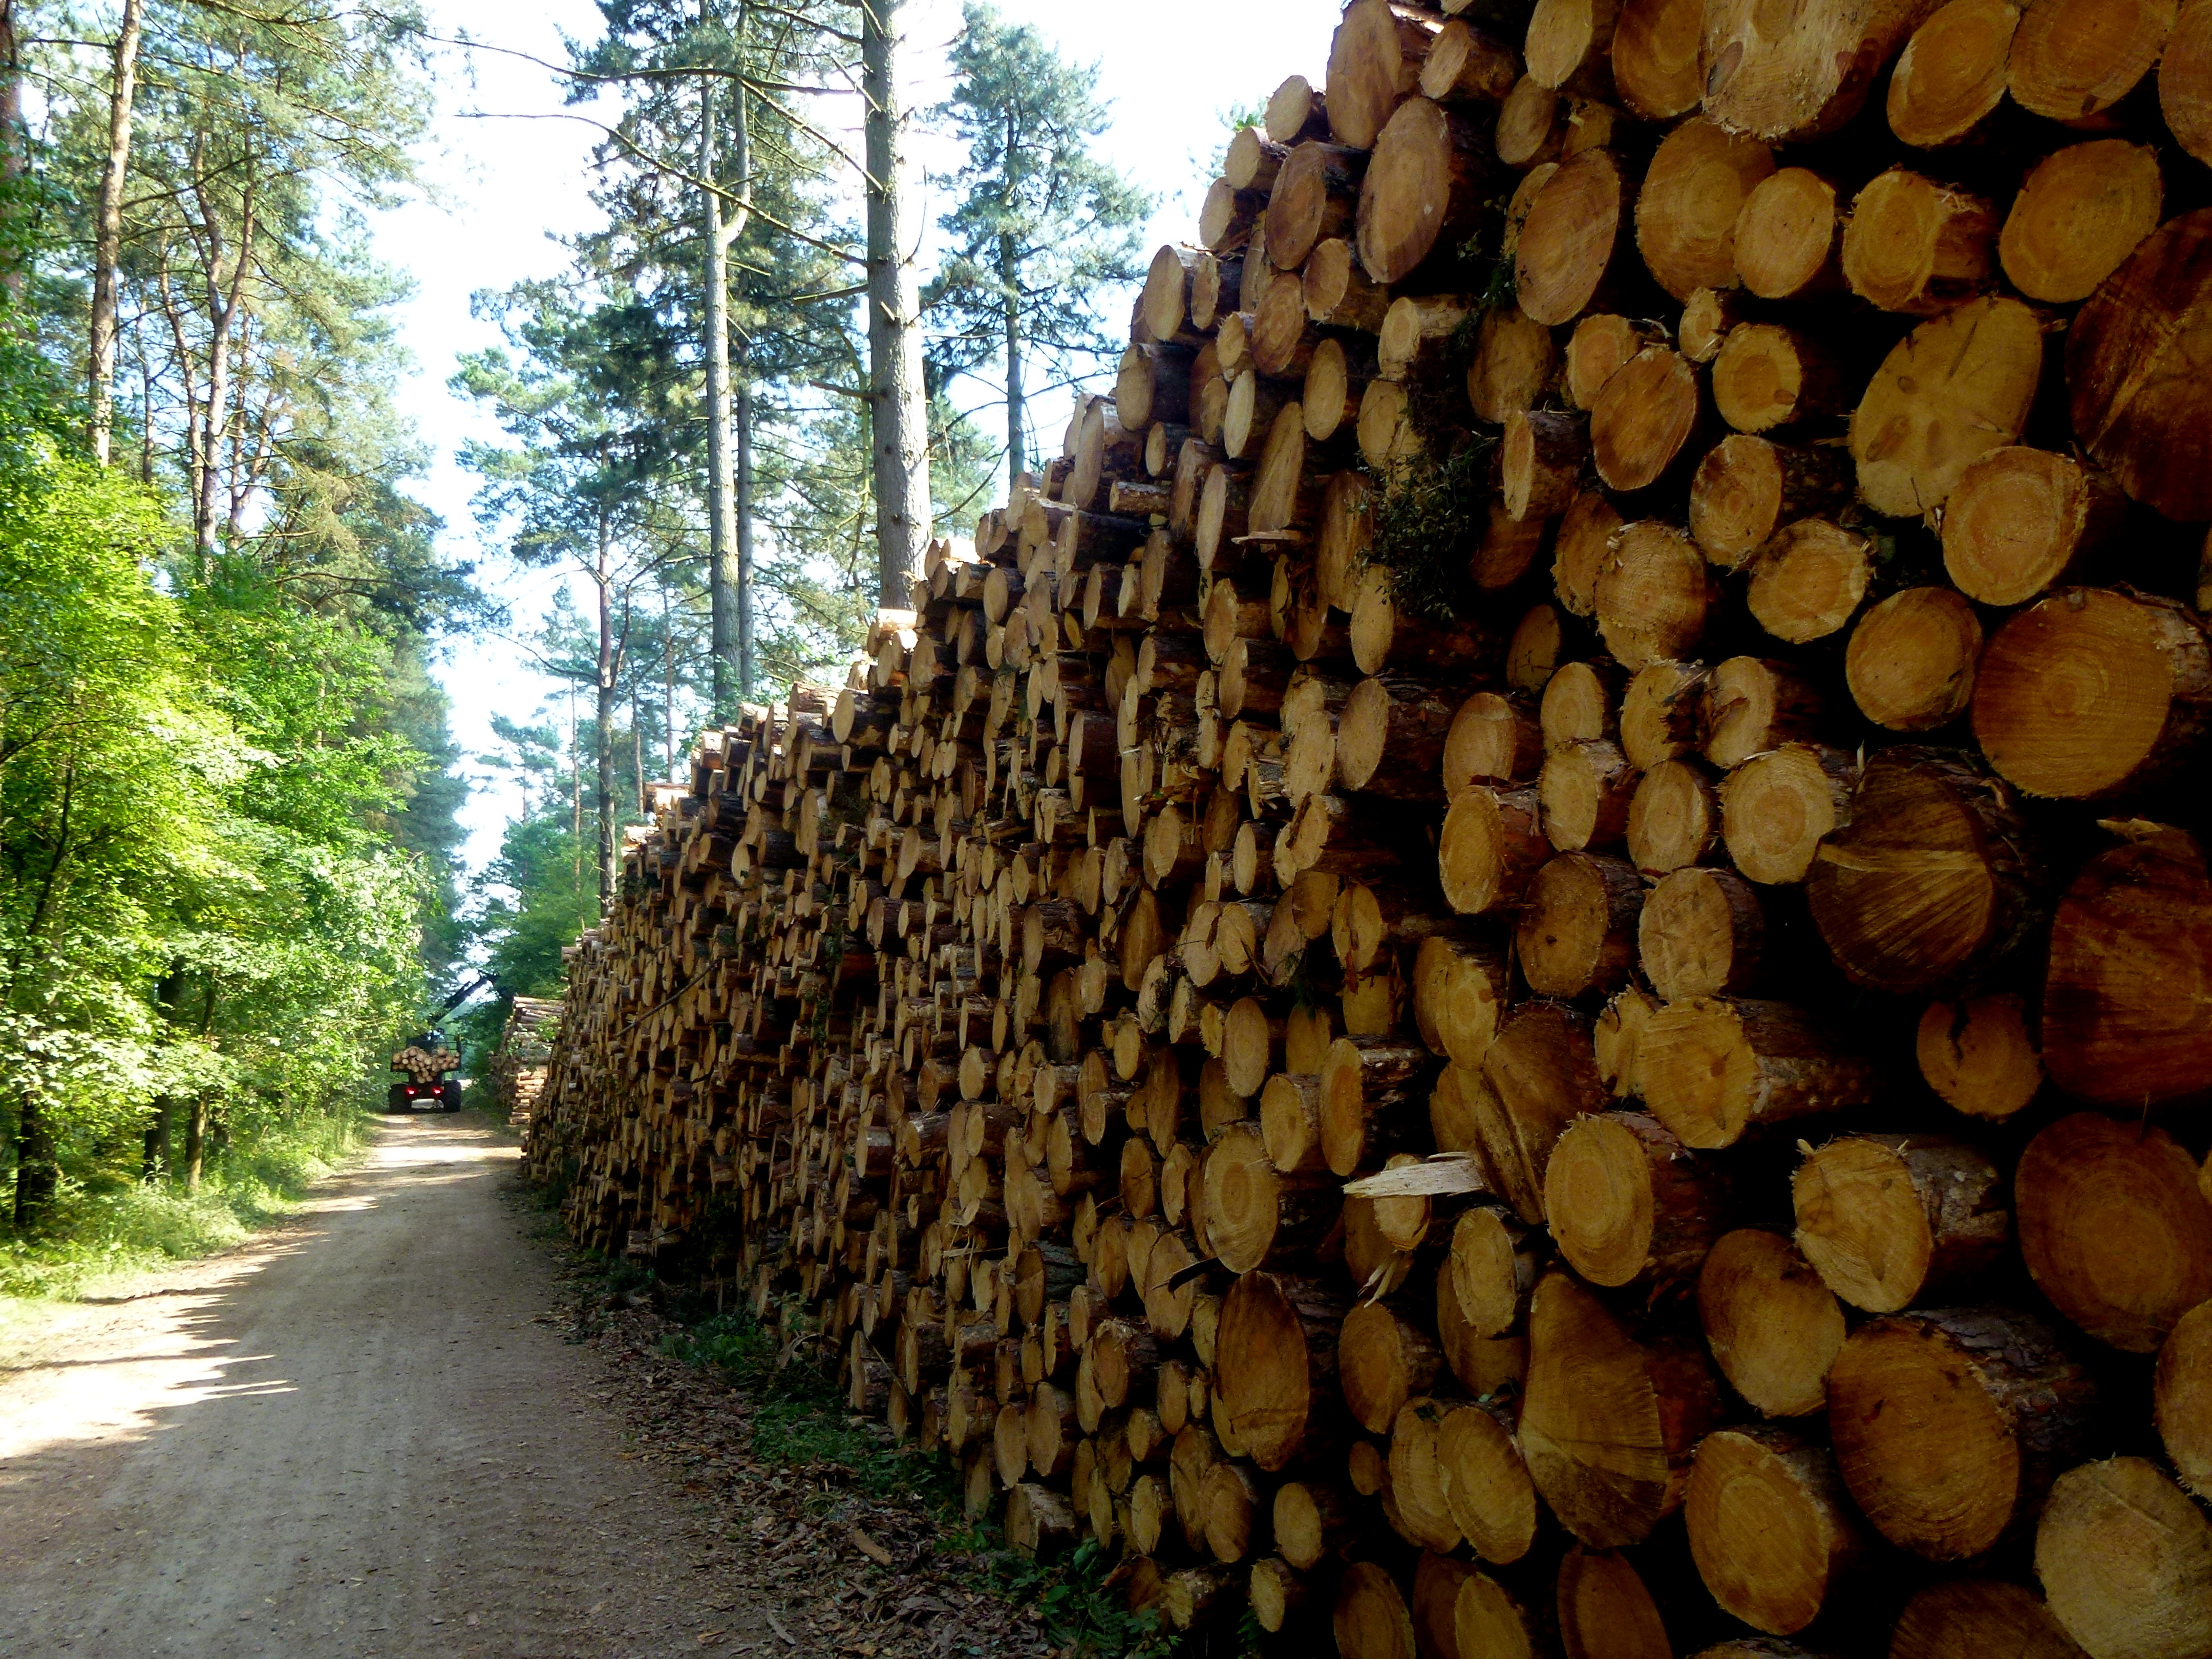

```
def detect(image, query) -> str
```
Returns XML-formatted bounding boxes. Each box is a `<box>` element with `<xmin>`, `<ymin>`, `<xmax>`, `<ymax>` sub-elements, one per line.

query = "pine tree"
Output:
<box><xmin>926</xmin><ymin>2</ymin><xmax>1152</xmax><ymax>482</ymax></box>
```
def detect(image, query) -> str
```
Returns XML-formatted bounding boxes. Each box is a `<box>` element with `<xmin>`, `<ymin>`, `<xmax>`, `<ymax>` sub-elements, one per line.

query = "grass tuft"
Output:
<box><xmin>0</xmin><ymin>1109</ymin><xmax>368</xmax><ymax>1299</ymax></box>
<box><xmin>651</xmin><ymin>1294</ymin><xmax>1198</xmax><ymax>1656</ymax></box>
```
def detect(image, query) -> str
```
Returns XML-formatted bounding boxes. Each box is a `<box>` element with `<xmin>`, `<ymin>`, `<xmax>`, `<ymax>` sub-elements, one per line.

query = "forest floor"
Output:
<box><xmin>0</xmin><ymin>1112</ymin><xmax>1113</xmax><ymax>1659</ymax></box>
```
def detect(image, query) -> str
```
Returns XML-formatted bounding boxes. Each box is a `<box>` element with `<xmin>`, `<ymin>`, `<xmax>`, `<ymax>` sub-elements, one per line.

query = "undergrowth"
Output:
<box><xmin>1362</xmin><ymin>440</ymin><xmax>1498</xmax><ymax>622</ymax></box>
<box><xmin>0</xmin><ymin>1106</ymin><xmax>370</xmax><ymax>1299</ymax></box>
<box><xmin>643</xmin><ymin>1291</ymin><xmax>1197</xmax><ymax>1657</ymax></box>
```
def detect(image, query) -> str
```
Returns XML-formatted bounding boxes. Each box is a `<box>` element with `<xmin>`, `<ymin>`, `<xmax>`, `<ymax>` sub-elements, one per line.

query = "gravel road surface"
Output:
<box><xmin>0</xmin><ymin>1114</ymin><xmax>758</xmax><ymax>1658</ymax></box>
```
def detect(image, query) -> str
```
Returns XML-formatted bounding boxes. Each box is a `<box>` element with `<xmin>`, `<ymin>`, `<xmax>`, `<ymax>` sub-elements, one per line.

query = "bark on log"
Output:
<box><xmin>1640</xmin><ymin>997</ymin><xmax>1878</xmax><ymax>1149</ymax></box>
<box><xmin>1828</xmin><ymin>1306</ymin><xmax>2095</xmax><ymax>1562</ymax></box>
<box><xmin>1792</xmin><ymin>1134</ymin><xmax>2010</xmax><ymax>1314</ymax></box>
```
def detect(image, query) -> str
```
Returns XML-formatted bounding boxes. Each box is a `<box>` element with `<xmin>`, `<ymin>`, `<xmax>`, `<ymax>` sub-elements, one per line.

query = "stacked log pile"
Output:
<box><xmin>491</xmin><ymin>996</ymin><xmax>560</xmax><ymax>1128</ymax></box>
<box><xmin>524</xmin><ymin>1</ymin><xmax>2212</xmax><ymax>1652</ymax></box>
<box><xmin>391</xmin><ymin>1042</ymin><xmax>460</xmax><ymax>1083</ymax></box>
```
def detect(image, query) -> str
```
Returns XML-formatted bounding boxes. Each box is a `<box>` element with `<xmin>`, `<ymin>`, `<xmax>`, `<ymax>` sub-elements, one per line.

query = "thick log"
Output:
<box><xmin>1712</xmin><ymin>323</ymin><xmax>1849</xmax><ymax>435</ymax></box>
<box><xmin>2158</xmin><ymin>1301</ymin><xmax>2212</xmax><ymax>1501</ymax></box>
<box><xmin>1700</xmin><ymin>0</ymin><xmax>1939</xmax><ymax>140</ymax></box>
<box><xmin>1327</xmin><ymin>0</ymin><xmax>1442</xmax><ymax>150</ymax></box>
<box><xmin>2042</xmin><ymin>823</ymin><xmax>2212</xmax><ymax>1110</ymax></box>
<box><xmin>1941</xmin><ymin>446</ymin><xmax>2125</xmax><ymax>608</ymax></box>
<box><xmin>1628</xmin><ymin>761</ymin><xmax>1708</xmax><ymax>876</ymax></box>
<box><xmin>1840</xmin><ymin>168</ymin><xmax>1996</xmax><ymax>315</ymax></box>
<box><xmin>1557</xmin><ymin>1546</ymin><xmax>1674</xmax><ymax>1659</ymax></box>
<box><xmin>1595</xmin><ymin>523</ymin><xmax>1716</xmax><ymax>672</ymax></box>
<box><xmin>1792</xmin><ymin>1134</ymin><xmax>2009</xmax><ymax>1314</ymax></box>
<box><xmin>1640</xmin><ymin>997</ymin><xmax>1878</xmax><ymax>1149</ymax></box>
<box><xmin>1516</xmin><ymin>148</ymin><xmax>1637</xmax><ymax>326</ymax></box>
<box><xmin>1805</xmin><ymin>747</ymin><xmax>2039</xmax><ymax>995</ymax></box>
<box><xmin>1852</xmin><ymin>294</ymin><xmax>2044</xmax><ymax>520</ymax></box>
<box><xmin>1828</xmin><ymin>1307</ymin><xmax>2095</xmax><ymax>1562</ymax></box>
<box><xmin>1440</xmin><ymin>784</ymin><xmax>1549</xmax><ymax>915</ymax></box>
<box><xmin>1697</xmin><ymin>1228</ymin><xmax>1844</xmax><ymax>1418</ymax></box>
<box><xmin>1545</xmin><ymin>1109</ymin><xmax>1728</xmax><ymax>1292</ymax></box>
<box><xmin>1358</xmin><ymin>97</ymin><xmax>1496</xmax><ymax>284</ymax></box>
<box><xmin>1844</xmin><ymin>586</ymin><xmax>1981</xmax><ymax>732</ymax></box>
<box><xmin>1419</xmin><ymin>18</ymin><xmax>1521</xmax><ymax>104</ymax></box>
<box><xmin>1520</xmin><ymin>1270</ymin><xmax>1722</xmax><ymax>1548</ymax></box>
<box><xmin>2001</xmin><ymin>140</ymin><xmax>2162</xmax><ymax>305</ymax></box>
<box><xmin>1735</xmin><ymin>167</ymin><xmax>1843</xmax><ymax>300</ymax></box>
<box><xmin>1639</xmin><ymin>865</ymin><xmax>1763</xmax><ymax>1000</ymax></box>
<box><xmin>2036</xmin><ymin>1457</ymin><xmax>2212</xmax><ymax>1659</ymax></box>
<box><xmin>1890</xmin><ymin>1579</ymin><xmax>2087</xmax><ymax>1659</ymax></box>
<box><xmin>1592</xmin><ymin>347</ymin><xmax>1706</xmax><ymax>492</ymax></box>
<box><xmin>1972</xmin><ymin>589</ymin><xmax>2212</xmax><ymax>802</ymax></box>
<box><xmin>2011</xmin><ymin>0</ymin><xmax>2174</xmax><ymax>122</ymax></box>
<box><xmin>1687</xmin><ymin>1428</ymin><xmax>1866</xmax><ymax>1637</ymax></box>
<box><xmin>1268</xmin><ymin>139</ymin><xmax>1368</xmax><ymax>272</ymax></box>
<box><xmin>1886</xmin><ymin>0</ymin><xmax>2016</xmax><ymax>146</ymax></box>
<box><xmin>1518</xmin><ymin>849</ymin><xmax>1643</xmax><ymax>996</ymax></box>
<box><xmin>1481</xmin><ymin>1001</ymin><xmax>1608</xmax><ymax>1222</ymax></box>
<box><xmin>1720</xmin><ymin>742</ymin><xmax>1853</xmax><ymax>885</ymax></box>
<box><xmin>1689</xmin><ymin>434</ymin><xmax>1853</xmax><ymax>571</ymax></box>
<box><xmin>2015</xmin><ymin>1112</ymin><xmax>2212</xmax><ymax>1354</ymax></box>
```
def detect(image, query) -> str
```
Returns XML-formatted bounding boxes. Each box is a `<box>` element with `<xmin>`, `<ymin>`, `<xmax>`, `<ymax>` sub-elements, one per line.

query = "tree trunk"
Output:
<box><xmin>0</xmin><ymin>0</ymin><xmax>22</xmax><ymax>302</ymax></box>
<box><xmin>88</xmin><ymin>0</ymin><xmax>145</xmax><ymax>465</ymax></box>
<box><xmin>863</xmin><ymin>0</ymin><xmax>931</xmax><ymax>605</ymax></box>
<box><xmin>702</xmin><ymin>33</ymin><xmax>750</xmax><ymax>714</ymax></box>
<box><xmin>1001</xmin><ymin>228</ymin><xmax>1023</xmax><ymax>482</ymax></box>
<box><xmin>13</xmin><ymin>1089</ymin><xmax>53</xmax><ymax>1226</ymax></box>
<box><xmin>595</xmin><ymin>524</ymin><xmax>618</xmax><ymax>905</ymax></box>
<box><xmin>184</xmin><ymin>1095</ymin><xmax>207</xmax><ymax>1192</ymax></box>
<box><xmin>735</xmin><ymin>335</ymin><xmax>755</xmax><ymax>697</ymax></box>
<box><xmin>194</xmin><ymin>176</ymin><xmax>255</xmax><ymax>557</ymax></box>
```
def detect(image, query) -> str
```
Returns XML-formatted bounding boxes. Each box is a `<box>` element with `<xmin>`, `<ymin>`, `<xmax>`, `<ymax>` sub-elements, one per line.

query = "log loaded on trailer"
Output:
<box><xmin>388</xmin><ymin>975</ymin><xmax>493</xmax><ymax>1113</ymax></box>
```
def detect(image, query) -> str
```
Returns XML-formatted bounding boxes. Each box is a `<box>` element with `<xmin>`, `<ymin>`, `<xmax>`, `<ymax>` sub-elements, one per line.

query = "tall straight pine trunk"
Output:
<box><xmin>703</xmin><ymin>5</ymin><xmax>755</xmax><ymax>709</ymax></box>
<box><xmin>595</xmin><ymin>516</ymin><xmax>618</xmax><ymax>905</ymax></box>
<box><xmin>863</xmin><ymin>0</ymin><xmax>931</xmax><ymax>607</ymax></box>
<box><xmin>1000</xmin><ymin>228</ymin><xmax>1023</xmax><ymax>482</ymax></box>
<box><xmin>88</xmin><ymin>0</ymin><xmax>144</xmax><ymax>465</ymax></box>
<box><xmin>702</xmin><ymin>61</ymin><xmax>739</xmax><ymax>715</ymax></box>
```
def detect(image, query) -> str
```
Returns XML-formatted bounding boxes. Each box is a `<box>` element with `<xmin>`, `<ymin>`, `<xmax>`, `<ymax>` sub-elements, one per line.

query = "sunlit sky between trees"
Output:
<box><xmin>368</xmin><ymin>0</ymin><xmax>1338</xmax><ymax>878</ymax></box>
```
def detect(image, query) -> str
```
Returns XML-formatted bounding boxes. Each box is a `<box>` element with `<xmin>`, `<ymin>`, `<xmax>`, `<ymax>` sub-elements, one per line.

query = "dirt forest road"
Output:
<box><xmin>0</xmin><ymin>1114</ymin><xmax>762</xmax><ymax>1659</ymax></box>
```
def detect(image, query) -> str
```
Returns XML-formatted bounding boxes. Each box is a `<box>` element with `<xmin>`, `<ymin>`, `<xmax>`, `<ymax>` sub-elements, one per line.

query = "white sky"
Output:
<box><xmin>370</xmin><ymin>0</ymin><xmax>1342</xmax><ymax>881</ymax></box>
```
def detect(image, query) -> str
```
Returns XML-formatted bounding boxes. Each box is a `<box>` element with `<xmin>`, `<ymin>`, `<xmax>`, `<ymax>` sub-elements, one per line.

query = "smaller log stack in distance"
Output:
<box><xmin>526</xmin><ymin>0</ymin><xmax>2212</xmax><ymax>1652</ymax></box>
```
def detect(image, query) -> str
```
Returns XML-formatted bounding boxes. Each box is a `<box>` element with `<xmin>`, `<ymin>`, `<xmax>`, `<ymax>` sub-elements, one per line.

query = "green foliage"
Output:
<box><xmin>0</xmin><ymin>3</ymin><xmax>476</xmax><ymax>1258</ymax></box>
<box><xmin>0</xmin><ymin>1106</ymin><xmax>364</xmax><ymax>1298</ymax></box>
<box><xmin>925</xmin><ymin>1</ymin><xmax>1154</xmax><ymax>477</ymax></box>
<box><xmin>1362</xmin><ymin>440</ymin><xmax>1499</xmax><ymax>623</ymax></box>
